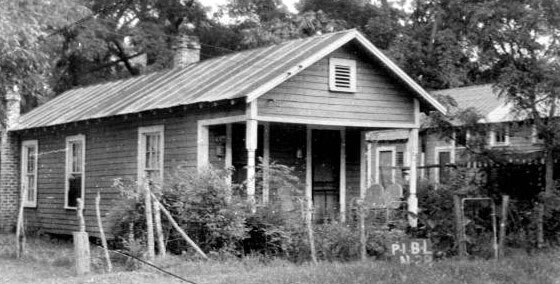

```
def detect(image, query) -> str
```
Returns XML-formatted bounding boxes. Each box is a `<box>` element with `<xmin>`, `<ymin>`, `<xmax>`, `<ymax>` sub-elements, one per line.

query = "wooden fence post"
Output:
<box><xmin>153</xmin><ymin>200</ymin><xmax>166</xmax><ymax>257</ymax></box>
<box><xmin>453</xmin><ymin>195</ymin><xmax>466</xmax><ymax>258</ymax></box>
<box><xmin>499</xmin><ymin>195</ymin><xmax>509</xmax><ymax>259</ymax></box>
<box><xmin>73</xmin><ymin>198</ymin><xmax>90</xmax><ymax>276</ymax></box>
<box><xmin>144</xmin><ymin>183</ymin><xmax>155</xmax><ymax>261</ymax></box>
<box><xmin>359</xmin><ymin>200</ymin><xmax>367</xmax><ymax>261</ymax></box>
<box><xmin>15</xmin><ymin>186</ymin><xmax>27</xmax><ymax>258</ymax></box>
<box><xmin>95</xmin><ymin>191</ymin><xmax>112</xmax><ymax>272</ymax></box>
<box><xmin>150</xmin><ymin>192</ymin><xmax>208</xmax><ymax>259</ymax></box>
<box><xmin>304</xmin><ymin>197</ymin><xmax>318</xmax><ymax>264</ymax></box>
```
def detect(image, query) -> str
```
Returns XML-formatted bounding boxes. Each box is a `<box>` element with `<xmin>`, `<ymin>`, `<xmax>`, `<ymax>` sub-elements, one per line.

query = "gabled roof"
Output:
<box><xmin>431</xmin><ymin>84</ymin><xmax>516</xmax><ymax>123</ymax></box>
<box><xmin>15</xmin><ymin>29</ymin><xmax>445</xmax><ymax>130</ymax></box>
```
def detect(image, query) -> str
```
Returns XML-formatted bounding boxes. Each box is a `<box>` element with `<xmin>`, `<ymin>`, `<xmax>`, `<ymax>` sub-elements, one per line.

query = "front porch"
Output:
<box><xmin>197</xmin><ymin>112</ymin><xmax>420</xmax><ymax>225</ymax></box>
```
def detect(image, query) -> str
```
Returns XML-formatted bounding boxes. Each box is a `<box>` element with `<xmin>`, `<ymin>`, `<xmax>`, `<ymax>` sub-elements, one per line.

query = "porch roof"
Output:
<box><xmin>14</xmin><ymin>29</ymin><xmax>445</xmax><ymax>131</ymax></box>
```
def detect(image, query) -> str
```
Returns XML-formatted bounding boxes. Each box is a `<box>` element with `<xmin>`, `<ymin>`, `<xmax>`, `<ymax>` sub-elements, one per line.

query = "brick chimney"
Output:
<box><xmin>5</xmin><ymin>86</ymin><xmax>21</xmax><ymax>129</ymax></box>
<box><xmin>0</xmin><ymin>86</ymin><xmax>21</xmax><ymax>232</ymax></box>
<box><xmin>172</xmin><ymin>21</ymin><xmax>200</xmax><ymax>68</ymax></box>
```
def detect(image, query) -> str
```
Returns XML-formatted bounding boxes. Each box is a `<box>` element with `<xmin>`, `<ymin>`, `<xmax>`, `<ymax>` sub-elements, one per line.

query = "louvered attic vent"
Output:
<box><xmin>329</xmin><ymin>58</ymin><xmax>356</xmax><ymax>92</ymax></box>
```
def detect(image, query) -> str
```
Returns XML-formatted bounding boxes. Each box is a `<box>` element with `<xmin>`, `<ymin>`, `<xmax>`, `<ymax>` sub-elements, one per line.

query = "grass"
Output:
<box><xmin>1</xmin><ymin>233</ymin><xmax>559</xmax><ymax>284</ymax></box>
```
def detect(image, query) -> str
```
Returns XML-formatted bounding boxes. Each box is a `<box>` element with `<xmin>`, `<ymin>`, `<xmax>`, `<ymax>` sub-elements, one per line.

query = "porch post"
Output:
<box><xmin>225</xmin><ymin>124</ymin><xmax>232</xmax><ymax>185</ymax></box>
<box><xmin>408</xmin><ymin>98</ymin><xmax>420</xmax><ymax>228</ymax></box>
<box><xmin>246</xmin><ymin>102</ymin><xmax>258</xmax><ymax>207</ymax></box>
<box><xmin>262</xmin><ymin>122</ymin><xmax>270</xmax><ymax>204</ymax></box>
<box><xmin>359</xmin><ymin>131</ymin><xmax>367</xmax><ymax>200</ymax></box>
<box><xmin>305</xmin><ymin>127</ymin><xmax>313</xmax><ymax>221</ymax></box>
<box><xmin>339</xmin><ymin>128</ymin><xmax>346</xmax><ymax>223</ymax></box>
<box><xmin>196</xmin><ymin>123</ymin><xmax>209</xmax><ymax>170</ymax></box>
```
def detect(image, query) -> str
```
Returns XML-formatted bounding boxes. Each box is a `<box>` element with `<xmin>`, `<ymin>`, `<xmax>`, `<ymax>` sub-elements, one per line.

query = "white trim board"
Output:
<box><xmin>21</xmin><ymin>140</ymin><xmax>38</xmax><ymax>208</ymax></box>
<box><xmin>257</xmin><ymin>115</ymin><xmax>417</xmax><ymax>129</ymax></box>
<box><xmin>138</xmin><ymin>125</ymin><xmax>165</xmax><ymax>186</ymax></box>
<box><xmin>64</xmin><ymin>134</ymin><xmax>86</xmax><ymax>210</ymax></box>
<box><xmin>375</xmin><ymin>146</ymin><xmax>397</xmax><ymax>184</ymax></box>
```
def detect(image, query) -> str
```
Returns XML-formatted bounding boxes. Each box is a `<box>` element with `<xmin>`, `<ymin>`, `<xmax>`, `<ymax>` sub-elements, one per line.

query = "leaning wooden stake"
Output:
<box><xmin>358</xmin><ymin>200</ymin><xmax>367</xmax><ymax>261</ymax></box>
<box><xmin>153</xmin><ymin>199</ymin><xmax>166</xmax><ymax>257</ymax></box>
<box><xmin>453</xmin><ymin>195</ymin><xmax>467</xmax><ymax>258</ymax></box>
<box><xmin>73</xmin><ymin>198</ymin><xmax>91</xmax><ymax>276</ymax></box>
<box><xmin>15</xmin><ymin>186</ymin><xmax>27</xmax><ymax>258</ymax></box>
<box><xmin>304</xmin><ymin>197</ymin><xmax>318</xmax><ymax>264</ymax></box>
<box><xmin>150</xmin><ymin>192</ymin><xmax>208</xmax><ymax>259</ymax></box>
<box><xmin>95</xmin><ymin>191</ymin><xmax>112</xmax><ymax>272</ymax></box>
<box><xmin>498</xmin><ymin>195</ymin><xmax>510</xmax><ymax>259</ymax></box>
<box><xmin>144</xmin><ymin>183</ymin><xmax>156</xmax><ymax>261</ymax></box>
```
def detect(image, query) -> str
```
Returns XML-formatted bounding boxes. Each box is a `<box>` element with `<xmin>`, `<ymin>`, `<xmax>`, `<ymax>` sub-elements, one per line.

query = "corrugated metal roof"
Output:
<box><xmin>15</xmin><ymin>29</ymin><xmax>444</xmax><ymax>130</ymax></box>
<box><xmin>431</xmin><ymin>84</ymin><xmax>525</xmax><ymax>123</ymax></box>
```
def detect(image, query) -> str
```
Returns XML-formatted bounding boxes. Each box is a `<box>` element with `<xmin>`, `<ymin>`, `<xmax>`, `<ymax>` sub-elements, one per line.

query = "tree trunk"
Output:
<box><xmin>428</xmin><ymin>11</ymin><xmax>440</xmax><ymax>54</ymax></box>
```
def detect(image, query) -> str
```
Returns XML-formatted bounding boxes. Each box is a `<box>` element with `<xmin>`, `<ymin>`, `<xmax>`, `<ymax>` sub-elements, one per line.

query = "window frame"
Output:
<box><xmin>375</xmin><ymin>146</ymin><xmax>396</xmax><ymax>185</ymax></box>
<box><xmin>21</xmin><ymin>140</ymin><xmax>38</xmax><ymax>208</ymax></box>
<box><xmin>489</xmin><ymin>124</ymin><xmax>510</xmax><ymax>147</ymax></box>
<box><xmin>64</xmin><ymin>134</ymin><xmax>86</xmax><ymax>210</ymax></box>
<box><xmin>531</xmin><ymin>124</ymin><xmax>543</xmax><ymax>145</ymax></box>
<box><xmin>138</xmin><ymin>125</ymin><xmax>165</xmax><ymax>188</ymax></box>
<box><xmin>329</xmin><ymin>58</ymin><xmax>357</xmax><ymax>93</ymax></box>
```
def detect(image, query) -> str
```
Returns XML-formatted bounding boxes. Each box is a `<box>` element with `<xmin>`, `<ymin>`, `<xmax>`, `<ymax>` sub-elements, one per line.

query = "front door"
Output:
<box><xmin>378</xmin><ymin>149</ymin><xmax>395</xmax><ymax>188</ymax></box>
<box><xmin>312</xmin><ymin>129</ymin><xmax>340</xmax><ymax>222</ymax></box>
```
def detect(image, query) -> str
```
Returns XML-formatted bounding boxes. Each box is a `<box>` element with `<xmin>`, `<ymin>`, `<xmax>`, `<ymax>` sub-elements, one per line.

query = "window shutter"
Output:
<box><xmin>329</xmin><ymin>58</ymin><xmax>356</xmax><ymax>92</ymax></box>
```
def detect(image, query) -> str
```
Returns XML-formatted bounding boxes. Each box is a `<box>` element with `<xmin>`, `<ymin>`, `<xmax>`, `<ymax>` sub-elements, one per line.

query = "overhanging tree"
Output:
<box><xmin>469</xmin><ymin>0</ymin><xmax>560</xmax><ymax>247</ymax></box>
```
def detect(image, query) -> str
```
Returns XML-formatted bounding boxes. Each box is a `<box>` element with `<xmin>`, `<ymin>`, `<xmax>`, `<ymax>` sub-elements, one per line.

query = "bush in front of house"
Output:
<box><xmin>110</xmin><ymin>164</ymin><xmax>248</xmax><ymax>257</ymax></box>
<box><xmin>413</xmin><ymin>168</ymin><xmax>484</xmax><ymax>256</ymax></box>
<box><xmin>162</xmin><ymin>165</ymin><xmax>248</xmax><ymax>255</ymax></box>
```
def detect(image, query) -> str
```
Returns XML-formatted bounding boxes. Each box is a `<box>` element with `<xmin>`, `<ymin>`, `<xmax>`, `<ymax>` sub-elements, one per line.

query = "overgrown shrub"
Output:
<box><xmin>110</xmin><ymin>164</ymin><xmax>248</xmax><ymax>257</ymax></box>
<box><xmin>414</xmin><ymin>168</ymin><xmax>482</xmax><ymax>256</ymax></box>
<box><xmin>162</xmin><ymin>165</ymin><xmax>248</xmax><ymax>254</ymax></box>
<box><xmin>244</xmin><ymin>159</ymin><xmax>308</xmax><ymax>261</ymax></box>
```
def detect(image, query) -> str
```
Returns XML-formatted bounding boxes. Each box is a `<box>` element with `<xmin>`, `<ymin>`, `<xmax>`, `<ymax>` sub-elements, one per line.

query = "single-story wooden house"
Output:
<box><xmin>0</xmin><ymin>29</ymin><xmax>445</xmax><ymax>235</ymax></box>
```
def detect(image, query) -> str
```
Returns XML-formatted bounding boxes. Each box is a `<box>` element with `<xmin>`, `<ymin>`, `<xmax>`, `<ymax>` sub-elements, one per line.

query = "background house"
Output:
<box><xmin>423</xmin><ymin>84</ymin><xmax>543</xmax><ymax>183</ymax></box>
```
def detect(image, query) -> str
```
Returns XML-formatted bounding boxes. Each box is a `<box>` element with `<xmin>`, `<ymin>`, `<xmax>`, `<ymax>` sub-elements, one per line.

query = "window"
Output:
<box><xmin>490</xmin><ymin>124</ymin><xmax>509</xmax><ymax>146</ymax></box>
<box><xmin>532</xmin><ymin>124</ymin><xmax>543</xmax><ymax>144</ymax></box>
<box><xmin>138</xmin><ymin>126</ymin><xmax>164</xmax><ymax>188</ymax></box>
<box><xmin>21</xmin><ymin>140</ymin><xmax>38</xmax><ymax>207</ymax></box>
<box><xmin>329</xmin><ymin>58</ymin><xmax>356</xmax><ymax>92</ymax></box>
<box><xmin>455</xmin><ymin>129</ymin><xmax>469</xmax><ymax>147</ymax></box>
<box><xmin>65</xmin><ymin>135</ymin><xmax>85</xmax><ymax>209</ymax></box>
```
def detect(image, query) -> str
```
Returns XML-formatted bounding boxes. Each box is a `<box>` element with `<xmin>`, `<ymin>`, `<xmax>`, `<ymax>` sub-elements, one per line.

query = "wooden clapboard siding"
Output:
<box><xmin>257</xmin><ymin>45</ymin><xmax>415</xmax><ymax>126</ymax></box>
<box><xmin>20</xmin><ymin>104</ymin><xmax>245</xmax><ymax>237</ymax></box>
